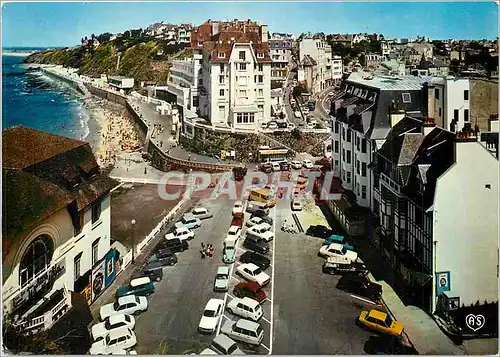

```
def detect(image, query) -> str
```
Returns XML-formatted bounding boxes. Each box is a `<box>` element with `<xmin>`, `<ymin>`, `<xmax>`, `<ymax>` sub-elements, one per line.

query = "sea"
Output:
<box><xmin>2</xmin><ymin>50</ymin><xmax>91</xmax><ymax>141</ymax></box>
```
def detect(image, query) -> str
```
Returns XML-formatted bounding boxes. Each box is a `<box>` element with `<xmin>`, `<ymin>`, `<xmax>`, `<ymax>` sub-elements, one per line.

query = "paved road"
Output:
<box><xmin>271</xmin><ymin>194</ymin><xmax>376</xmax><ymax>355</ymax></box>
<box><xmin>314</xmin><ymin>85</ymin><xmax>340</xmax><ymax>120</ymax></box>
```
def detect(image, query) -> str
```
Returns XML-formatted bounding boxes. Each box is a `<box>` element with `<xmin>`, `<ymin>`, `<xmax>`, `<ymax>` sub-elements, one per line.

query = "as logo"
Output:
<box><xmin>465</xmin><ymin>314</ymin><xmax>485</xmax><ymax>332</ymax></box>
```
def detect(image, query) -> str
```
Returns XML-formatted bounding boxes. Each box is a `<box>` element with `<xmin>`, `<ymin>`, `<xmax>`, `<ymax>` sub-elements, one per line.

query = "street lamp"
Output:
<box><xmin>131</xmin><ymin>219</ymin><xmax>136</xmax><ymax>264</ymax></box>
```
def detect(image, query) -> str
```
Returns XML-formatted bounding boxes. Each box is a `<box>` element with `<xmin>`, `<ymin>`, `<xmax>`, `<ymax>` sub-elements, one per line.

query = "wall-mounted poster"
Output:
<box><xmin>105</xmin><ymin>249</ymin><xmax>118</xmax><ymax>288</ymax></box>
<box><xmin>436</xmin><ymin>271</ymin><xmax>451</xmax><ymax>296</ymax></box>
<box><xmin>92</xmin><ymin>259</ymin><xmax>106</xmax><ymax>302</ymax></box>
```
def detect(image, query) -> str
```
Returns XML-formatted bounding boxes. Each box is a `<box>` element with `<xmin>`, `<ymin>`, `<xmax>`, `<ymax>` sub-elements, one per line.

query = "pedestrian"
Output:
<box><xmin>201</xmin><ymin>242</ymin><xmax>205</xmax><ymax>250</ymax></box>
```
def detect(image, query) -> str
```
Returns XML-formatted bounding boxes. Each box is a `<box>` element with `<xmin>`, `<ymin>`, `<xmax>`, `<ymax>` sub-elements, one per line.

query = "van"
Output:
<box><xmin>221</xmin><ymin>319</ymin><xmax>264</xmax><ymax>346</ymax></box>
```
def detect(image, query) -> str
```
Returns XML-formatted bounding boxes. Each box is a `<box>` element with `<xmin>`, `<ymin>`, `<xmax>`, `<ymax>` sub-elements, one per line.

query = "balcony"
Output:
<box><xmin>380</xmin><ymin>172</ymin><xmax>403</xmax><ymax>196</ymax></box>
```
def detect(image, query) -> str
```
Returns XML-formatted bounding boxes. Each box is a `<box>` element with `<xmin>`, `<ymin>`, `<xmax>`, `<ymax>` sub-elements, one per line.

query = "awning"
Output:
<box><xmin>232</xmin><ymin>105</ymin><xmax>259</xmax><ymax>113</ymax></box>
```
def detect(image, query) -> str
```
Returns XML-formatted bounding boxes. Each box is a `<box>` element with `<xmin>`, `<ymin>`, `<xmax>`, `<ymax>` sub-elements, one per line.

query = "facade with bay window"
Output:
<box><xmin>2</xmin><ymin>126</ymin><xmax>116</xmax><ymax>332</ymax></box>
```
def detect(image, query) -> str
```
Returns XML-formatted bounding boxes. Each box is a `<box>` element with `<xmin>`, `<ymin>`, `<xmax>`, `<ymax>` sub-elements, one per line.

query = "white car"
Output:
<box><xmin>175</xmin><ymin>213</ymin><xmax>202</xmax><ymax>230</ymax></box>
<box><xmin>267</xmin><ymin>122</ymin><xmax>278</xmax><ymax>130</ymax></box>
<box><xmin>246</xmin><ymin>218</ymin><xmax>271</xmax><ymax>230</ymax></box>
<box><xmin>209</xmin><ymin>334</ymin><xmax>244</xmax><ymax>355</ymax></box>
<box><xmin>302</xmin><ymin>159</ymin><xmax>314</xmax><ymax>169</ymax></box>
<box><xmin>247</xmin><ymin>223</ymin><xmax>274</xmax><ymax>241</ymax></box>
<box><xmin>99</xmin><ymin>295</ymin><xmax>148</xmax><ymax>321</ymax></box>
<box><xmin>191</xmin><ymin>207</ymin><xmax>213</xmax><ymax>220</ymax></box>
<box><xmin>89</xmin><ymin>327</ymin><xmax>136</xmax><ymax>355</ymax></box>
<box><xmin>236</xmin><ymin>263</ymin><xmax>270</xmax><ymax>286</ymax></box>
<box><xmin>291</xmin><ymin>199</ymin><xmax>303</xmax><ymax>211</ymax></box>
<box><xmin>319</xmin><ymin>243</ymin><xmax>358</xmax><ymax>263</ymax></box>
<box><xmin>271</xmin><ymin>162</ymin><xmax>281</xmax><ymax>172</ymax></box>
<box><xmin>246</xmin><ymin>216</ymin><xmax>266</xmax><ymax>228</ymax></box>
<box><xmin>232</xmin><ymin>201</ymin><xmax>244</xmax><ymax>216</ymax></box>
<box><xmin>247</xmin><ymin>224</ymin><xmax>274</xmax><ymax>242</ymax></box>
<box><xmin>221</xmin><ymin>319</ymin><xmax>264</xmax><ymax>346</ymax></box>
<box><xmin>199</xmin><ymin>298</ymin><xmax>224</xmax><ymax>334</ymax></box>
<box><xmin>225</xmin><ymin>225</ymin><xmax>242</xmax><ymax>244</ymax></box>
<box><xmin>165</xmin><ymin>226</ymin><xmax>194</xmax><ymax>241</ymax></box>
<box><xmin>200</xmin><ymin>348</ymin><xmax>218</xmax><ymax>355</ymax></box>
<box><xmin>291</xmin><ymin>160</ymin><xmax>302</xmax><ymax>170</ymax></box>
<box><xmin>226</xmin><ymin>297</ymin><xmax>263</xmax><ymax>321</ymax></box>
<box><xmin>92</xmin><ymin>314</ymin><xmax>135</xmax><ymax>342</ymax></box>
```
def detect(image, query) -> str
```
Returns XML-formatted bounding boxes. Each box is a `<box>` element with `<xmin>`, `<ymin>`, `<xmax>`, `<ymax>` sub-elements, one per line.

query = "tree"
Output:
<box><xmin>291</xmin><ymin>128</ymin><xmax>301</xmax><ymax>140</ymax></box>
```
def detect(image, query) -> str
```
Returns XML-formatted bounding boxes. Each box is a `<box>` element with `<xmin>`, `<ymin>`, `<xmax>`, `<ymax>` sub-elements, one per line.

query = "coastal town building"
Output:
<box><xmin>328</xmin><ymin>72</ymin><xmax>431</xmax><ymax>235</ymax></box>
<box><xmin>269</xmin><ymin>33</ymin><xmax>293</xmax><ymax>87</ymax></box>
<box><xmin>299</xmin><ymin>34</ymin><xmax>333</xmax><ymax>92</ymax></box>
<box><xmin>2</xmin><ymin>126</ymin><xmax>117</xmax><ymax>333</ymax></box>
<box><xmin>297</xmin><ymin>55</ymin><xmax>318</xmax><ymax>94</ymax></box>
<box><xmin>107</xmin><ymin>76</ymin><xmax>135</xmax><ymax>93</ymax></box>
<box><xmin>197</xmin><ymin>20</ymin><xmax>273</xmax><ymax>130</ymax></box>
<box><xmin>331</xmin><ymin>55</ymin><xmax>343</xmax><ymax>84</ymax></box>
<box><xmin>145</xmin><ymin>22</ymin><xmax>192</xmax><ymax>45</ymax></box>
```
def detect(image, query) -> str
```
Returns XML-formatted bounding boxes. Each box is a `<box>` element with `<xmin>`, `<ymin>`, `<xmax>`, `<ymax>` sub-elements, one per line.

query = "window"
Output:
<box><xmin>342</xmin><ymin>127</ymin><xmax>346</xmax><ymax>140</ymax></box>
<box><xmin>239</xmin><ymin>51</ymin><xmax>246</xmax><ymax>60</ymax></box>
<box><xmin>258</xmin><ymin>63</ymin><xmax>263</xmax><ymax>71</ymax></box>
<box><xmin>220</xmin><ymin>63</ymin><xmax>225</xmax><ymax>73</ymax></box>
<box><xmin>362</xmin><ymin>185</ymin><xmax>367</xmax><ymax>199</ymax></box>
<box><xmin>402</xmin><ymin>93</ymin><xmax>411</xmax><ymax>103</ymax></box>
<box><xmin>346</xmin><ymin>171</ymin><xmax>351</xmax><ymax>183</ymax></box>
<box><xmin>334</xmin><ymin>121</ymin><xmax>339</xmax><ymax>134</ymax></box>
<box><xmin>334</xmin><ymin>141</ymin><xmax>339</xmax><ymax>153</ymax></box>
<box><xmin>464</xmin><ymin>90</ymin><xmax>469</xmax><ymax>101</ymax></box>
<box><xmin>361</xmin><ymin>138</ymin><xmax>367</xmax><ymax>153</ymax></box>
<box><xmin>239</xmin><ymin>90</ymin><xmax>247</xmax><ymax>97</ymax></box>
<box><xmin>342</xmin><ymin>148</ymin><xmax>345</xmax><ymax>161</ymax></box>
<box><xmin>454</xmin><ymin>109</ymin><xmax>459</xmax><ymax>121</ymax></box>
<box><xmin>335</xmin><ymin>159</ymin><xmax>339</xmax><ymax>167</ymax></box>
<box><xmin>92</xmin><ymin>238</ymin><xmax>100</xmax><ymax>265</ymax></box>
<box><xmin>74</xmin><ymin>212</ymin><xmax>84</xmax><ymax>236</ymax></box>
<box><xmin>362</xmin><ymin>162</ymin><xmax>367</xmax><ymax>177</ymax></box>
<box><xmin>346</xmin><ymin>150</ymin><xmax>351</xmax><ymax>164</ymax></box>
<box><xmin>74</xmin><ymin>253</ymin><xmax>82</xmax><ymax>281</ymax></box>
<box><xmin>356</xmin><ymin>159</ymin><xmax>360</xmax><ymax>174</ymax></box>
<box><xmin>19</xmin><ymin>235</ymin><xmax>54</xmax><ymax>286</ymax></box>
<box><xmin>236</xmin><ymin>113</ymin><xmax>255</xmax><ymax>124</ymax></box>
<box><xmin>439</xmin><ymin>108</ymin><xmax>442</xmax><ymax>117</ymax></box>
<box><xmin>258</xmin><ymin>75</ymin><xmax>264</xmax><ymax>83</ymax></box>
<box><xmin>356</xmin><ymin>136</ymin><xmax>360</xmax><ymax>151</ymax></box>
<box><xmin>92</xmin><ymin>200</ymin><xmax>101</xmax><ymax>224</ymax></box>
<box><xmin>219</xmin><ymin>89</ymin><xmax>224</xmax><ymax>96</ymax></box>
<box><xmin>239</xmin><ymin>63</ymin><xmax>247</xmax><ymax>71</ymax></box>
<box><xmin>342</xmin><ymin>169</ymin><xmax>345</xmax><ymax>181</ymax></box>
<box><xmin>258</xmin><ymin>104</ymin><xmax>264</xmax><ymax>111</ymax></box>
<box><xmin>258</xmin><ymin>89</ymin><xmax>263</xmax><ymax>97</ymax></box>
<box><xmin>257</xmin><ymin>52</ymin><xmax>264</xmax><ymax>58</ymax></box>
<box><xmin>217</xmin><ymin>52</ymin><xmax>225</xmax><ymax>58</ymax></box>
<box><xmin>219</xmin><ymin>75</ymin><xmax>225</xmax><ymax>84</ymax></box>
<box><xmin>464</xmin><ymin>109</ymin><xmax>469</xmax><ymax>122</ymax></box>
<box><xmin>347</xmin><ymin>129</ymin><xmax>352</xmax><ymax>142</ymax></box>
<box><xmin>435</xmin><ymin>88</ymin><xmax>440</xmax><ymax>99</ymax></box>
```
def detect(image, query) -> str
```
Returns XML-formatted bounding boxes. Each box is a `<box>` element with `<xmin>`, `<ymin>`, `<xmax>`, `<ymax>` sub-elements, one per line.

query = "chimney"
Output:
<box><xmin>455</xmin><ymin>123</ymin><xmax>477</xmax><ymax>142</ymax></box>
<box><xmin>260</xmin><ymin>24</ymin><xmax>269</xmax><ymax>43</ymax></box>
<box><xmin>390</xmin><ymin>108</ymin><xmax>405</xmax><ymax>127</ymax></box>
<box><xmin>422</xmin><ymin>117</ymin><xmax>436</xmax><ymax>136</ymax></box>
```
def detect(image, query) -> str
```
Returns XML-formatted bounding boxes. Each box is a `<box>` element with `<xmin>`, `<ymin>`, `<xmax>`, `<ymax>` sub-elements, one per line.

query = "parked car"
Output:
<box><xmin>199</xmin><ymin>298</ymin><xmax>224</xmax><ymax>334</ymax></box>
<box><xmin>267</xmin><ymin>122</ymin><xmax>278</xmax><ymax>130</ymax></box>
<box><xmin>214</xmin><ymin>266</ymin><xmax>230</xmax><ymax>292</ymax></box>
<box><xmin>239</xmin><ymin>251</ymin><xmax>271</xmax><ymax>270</ymax></box>
<box><xmin>158</xmin><ymin>238</ymin><xmax>189</xmax><ymax>253</ymax></box>
<box><xmin>209</xmin><ymin>334</ymin><xmax>244</xmax><ymax>355</ymax></box>
<box><xmin>165</xmin><ymin>227</ymin><xmax>194</xmax><ymax>241</ymax></box>
<box><xmin>246</xmin><ymin>203</ymin><xmax>269</xmax><ymax>216</ymax></box>
<box><xmin>243</xmin><ymin>234</ymin><xmax>270</xmax><ymax>254</ymax></box>
<box><xmin>279</xmin><ymin>161</ymin><xmax>290</xmax><ymax>171</ymax></box>
<box><xmin>233</xmin><ymin>282</ymin><xmax>266</xmax><ymax>303</ymax></box>
<box><xmin>227</xmin><ymin>297</ymin><xmax>263</xmax><ymax>321</ymax></box>
<box><xmin>232</xmin><ymin>201</ymin><xmax>244</xmax><ymax>216</ymax></box>
<box><xmin>231</xmin><ymin>213</ymin><xmax>244</xmax><ymax>228</ymax></box>
<box><xmin>115</xmin><ymin>276</ymin><xmax>155</xmax><ymax>298</ymax></box>
<box><xmin>247</xmin><ymin>224</ymin><xmax>274</xmax><ymax>242</ymax></box>
<box><xmin>148</xmin><ymin>248</ymin><xmax>178</xmax><ymax>266</ymax></box>
<box><xmin>337</xmin><ymin>274</ymin><xmax>382</xmax><ymax>302</ymax></box>
<box><xmin>291</xmin><ymin>199</ymin><xmax>303</xmax><ymax>211</ymax></box>
<box><xmin>323</xmin><ymin>234</ymin><xmax>354</xmax><ymax>251</ymax></box>
<box><xmin>319</xmin><ymin>243</ymin><xmax>358</xmax><ymax>262</ymax></box>
<box><xmin>306</xmin><ymin>225</ymin><xmax>335</xmax><ymax>239</ymax></box>
<box><xmin>221</xmin><ymin>319</ymin><xmax>264</xmax><ymax>346</ymax></box>
<box><xmin>250</xmin><ymin>214</ymin><xmax>273</xmax><ymax>225</ymax></box>
<box><xmin>89</xmin><ymin>327</ymin><xmax>137</xmax><ymax>355</ymax></box>
<box><xmin>364</xmin><ymin>335</ymin><xmax>418</xmax><ymax>355</ymax></box>
<box><xmin>175</xmin><ymin>213</ymin><xmax>201</xmax><ymax>230</ymax></box>
<box><xmin>236</xmin><ymin>263</ymin><xmax>270</xmax><ymax>286</ymax></box>
<box><xmin>138</xmin><ymin>262</ymin><xmax>164</xmax><ymax>282</ymax></box>
<box><xmin>246</xmin><ymin>216</ymin><xmax>267</xmax><ymax>228</ymax></box>
<box><xmin>271</xmin><ymin>162</ymin><xmax>281</xmax><ymax>172</ymax></box>
<box><xmin>259</xmin><ymin>163</ymin><xmax>272</xmax><ymax>174</ymax></box>
<box><xmin>100</xmin><ymin>296</ymin><xmax>148</xmax><ymax>321</ymax></box>
<box><xmin>91</xmin><ymin>314</ymin><xmax>135</xmax><ymax>342</ymax></box>
<box><xmin>322</xmin><ymin>257</ymin><xmax>369</xmax><ymax>276</ymax></box>
<box><xmin>226</xmin><ymin>225</ymin><xmax>242</xmax><ymax>244</ymax></box>
<box><xmin>290</xmin><ymin>160</ymin><xmax>302</xmax><ymax>170</ymax></box>
<box><xmin>223</xmin><ymin>240</ymin><xmax>237</xmax><ymax>264</ymax></box>
<box><xmin>302</xmin><ymin>159</ymin><xmax>314</xmax><ymax>169</ymax></box>
<box><xmin>357</xmin><ymin>309</ymin><xmax>404</xmax><ymax>336</ymax></box>
<box><xmin>191</xmin><ymin>207</ymin><xmax>213</xmax><ymax>220</ymax></box>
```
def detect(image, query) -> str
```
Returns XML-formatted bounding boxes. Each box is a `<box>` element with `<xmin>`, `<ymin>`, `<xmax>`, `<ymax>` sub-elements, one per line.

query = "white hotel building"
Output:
<box><xmin>2</xmin><ymin>126</ymin><xmax>116</xmax><ymax>333</ymax></box>
<box><xmin>299</xmin><ymin>35</ymin><xmax>334</xmax><ymax>92</ymax></box>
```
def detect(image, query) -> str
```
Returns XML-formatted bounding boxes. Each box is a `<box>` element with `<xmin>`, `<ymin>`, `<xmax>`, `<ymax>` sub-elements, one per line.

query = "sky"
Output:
<box><xmin>2</xmin><ymin>1</ymin><xmax>498</xmax><ymax>47</ymax></box>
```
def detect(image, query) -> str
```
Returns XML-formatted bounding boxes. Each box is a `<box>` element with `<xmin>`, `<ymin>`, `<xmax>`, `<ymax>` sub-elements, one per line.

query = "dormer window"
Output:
<box><xmin>402</xmin><ymin>93</ymin><xmax>411</xmax><ymax>103</ymax></box>
<box><xmin>218</xmin><ymin>52</ymin><xmax>225</xmax><ymax>59</ymax></box>
<box><xmin>257</xmin><ymin>52</ymin><xmax>264</xmax><ymax>58</ymax></box>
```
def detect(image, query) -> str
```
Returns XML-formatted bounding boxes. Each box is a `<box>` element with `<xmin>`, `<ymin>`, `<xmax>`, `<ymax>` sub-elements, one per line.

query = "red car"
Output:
<box><xmin>231</xmin><ymin>213</ymin><xmax>244</xmax><ymax>228</ymax></box>
<box><xmin>233</xmin><ymin>282</ymin><xmax>267</xmax><ymax>304</ymax></box>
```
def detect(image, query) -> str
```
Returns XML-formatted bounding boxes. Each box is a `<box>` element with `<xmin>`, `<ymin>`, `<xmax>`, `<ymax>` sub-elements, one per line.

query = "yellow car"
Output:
<box><xmin>357</xmin><ymin>309</ymin><xmax>404</xmax><ymax>336</ymax></box>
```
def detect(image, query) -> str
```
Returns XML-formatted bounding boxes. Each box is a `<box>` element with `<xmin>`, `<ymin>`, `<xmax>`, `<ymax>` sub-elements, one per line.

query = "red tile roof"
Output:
<box><xmin>3</xmin><ymin>125</ymin><xmax>87</xmax><ymax>169</ymax></box>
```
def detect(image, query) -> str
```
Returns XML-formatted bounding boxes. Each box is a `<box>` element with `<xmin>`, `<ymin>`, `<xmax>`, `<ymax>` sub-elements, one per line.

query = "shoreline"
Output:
<box><xmin>2</xmin><ymin>51</ymin><xmax>36</xmax><ymax>57</ymax></box>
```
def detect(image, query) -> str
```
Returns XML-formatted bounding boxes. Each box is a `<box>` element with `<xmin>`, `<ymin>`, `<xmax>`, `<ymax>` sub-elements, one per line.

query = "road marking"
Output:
<box><xmin>261</xmin><ymin>316</ymin><xmax>271</xmax><ymax>324</ymax></box>
<box><xmin>236</xmin><ymin>246</ymin><xmax>247</xmax><ymax>253</ymax></box>
<box><xmin>218</xmin><ymin>258</ymin><xmax>236</xmax><ymax>336</ymax></box>
<box><xmin>261</xmin><ymin>344</ymin><xmax>271</xmax><ymax>352</ymax></box>
<box><xmin>222</xmin><ymin>314</ymin><xmax>232</xmax><ymax>321</ymax></box>
<box><xmin>230</xmin><ymin>275</ymin><xmax>241</xmax><ymax>282</ymax></box>
<box><xmin>265</xmin><ymin>297</ymin><xmax>273</xmax><ymax>303</ymax></box>
<box><xmin>350</xmin><ymin>294</ymin><xmax>379</xmax><ymax>305</ymax></box>
<box><xmin>227</xmin><ymin>293</ymin><xmax>235</xmax><ymax>300</ymax></box>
